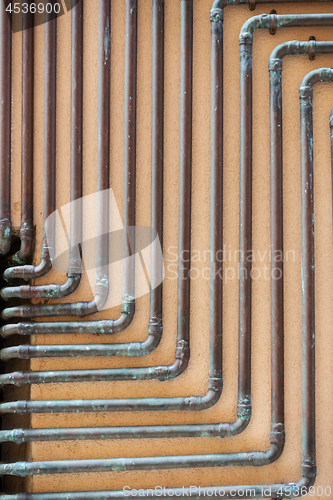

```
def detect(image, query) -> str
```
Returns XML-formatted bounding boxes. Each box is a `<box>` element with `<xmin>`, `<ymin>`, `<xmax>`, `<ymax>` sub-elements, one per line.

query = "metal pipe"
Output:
<box><xmin>330</xmin><ymin>108</ymin><xmax>333</xmax><ymax>218</ymax></box>
<box><xmin>0</xmin><ymin>0</ymin><xmax>165</xmax><ymax>354</ymax></box>
<box><xmin>3</xmin><ymin>0</ymin><xmax>83</xmax><ymax>295</ymax></box>
<box><xmin>0</xmin><ymin>61</ymin><xmax>325</xmax><ymax>500</ymax></box>
<box><xmin>10</xmin><ymin>6</ymin><xmax>34</xmax><ymax>264</ymax></box>
<box><xmin>0</xmin><ymin>0</ymin><xmax>189</xmax><ymax>376</ymax></box>
<box><xmin>0</xmin><ymin>0</ymin><xmax>163</xmax><ymax>358</ymax></box>
<box><xmin>1</xmin><ymin>0</ymin><xmax>125</xmax><ymax>321</ymax></box>
<box><xmin>0</xmin><ymin>0</ymin><xmax>12</xmax><ymax>255</ymax></box>
<box><xmin>2</xmin><ymin>7</ymin><xmax>57</xmax><ymax>278</ymax></box>
<box><xmin>0</xmin><ymin>10</ymin><xmax>329</xmax><ymax>435</ymax></box>
<box><xmin>0</xmin><ymin>0</ymin><xmax>209</xmax><ymax>404</ymax></box>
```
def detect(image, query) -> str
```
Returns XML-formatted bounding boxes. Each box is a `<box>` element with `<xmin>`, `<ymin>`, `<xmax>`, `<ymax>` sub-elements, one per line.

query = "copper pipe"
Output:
<box><xmin>3</xmin><ymin>8</ymin><xmax>56</xmax><ymax>279</ymax></box>
<box><xmin>0</xmin><ymin>0</ymin><xmax>12</xmax><ymax>255</ymax></box>
<box><xmin>10</xmin><ymin>5</ymin><xmax>35</xmax><ymax>264</ymax></box>
<box><xmin>0</xmin><ymin>61</ymin><xmax>325</xmax><ymax>500</ymax></box>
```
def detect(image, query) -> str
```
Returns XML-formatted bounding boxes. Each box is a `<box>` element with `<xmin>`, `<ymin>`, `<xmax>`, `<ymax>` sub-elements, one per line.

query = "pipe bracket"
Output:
<box><xmin>308</xmin><ymin>36</ymin><xmax>316</xmax><ymax>61</ymax></box>
<box><xmin>269</xmin><ymin>11</ymin><xmax>277</xmax><ymax>35</ymax></box>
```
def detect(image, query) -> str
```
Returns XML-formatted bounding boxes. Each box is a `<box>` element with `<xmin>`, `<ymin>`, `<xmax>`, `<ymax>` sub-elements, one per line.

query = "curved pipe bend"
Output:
<box><xmin>0</xmin><ymin>335</ymin><xmax>187</xmax><ymax>386</ymax></box>
<box><xmin>0</xmin><ymin>313</ymin><xmax>159</xmax><ymax>360</ymax></box>
<box><xmin>3</xmin><ymin>255</ymin><xmax>52</xmax><ymax>282</ymax></box>
<box><xmin>1</xmin><ymin>275</ymin><xmax>81</xmax><ymax>303</ymax></box>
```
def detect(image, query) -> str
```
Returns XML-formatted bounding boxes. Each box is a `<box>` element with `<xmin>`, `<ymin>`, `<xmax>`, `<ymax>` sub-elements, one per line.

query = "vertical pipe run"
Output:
<box><xmin>0</xmin><ymin>1</ymin><xmax>12</xmax><ymax>255</ymax></box>
<box><xmin>330</xmin><ymin>108</ymin><xmax>333</xmax><ymax>219</ymax></box>
<box><xmin>209</xmin><ymin>4</ymin><xmax>223</xmax><ymax>399</ymax></box>
<box><xmin>269</xmin><ymin>50</ymin><xmax>285</xmax><ymax>442</ymax></box>
<box><xmin>13</xmin><ymin>5</ymin><xmax>34</xmax><ymax>264</ymax></box>
<box><xmin>177</xmin><ymin>0</ymin><xmax>193</xmax><ymax>362</ymax></box>
<box><xmin>67</xmin><ymin>0</ymin><xmax>83</xmax><ymax>282</ymax></box>
<box><xmin>238</xmin><ymin>24</ymin><xmax>252</xmax><ymax>419</ymax></box>
<box><xmin>121</xmin><ymin>0</ymin><xmax>137</xmax><ymax>316</ymax></box>
<box><xmin>94</xmin><ymin>0</ymin><xmax>111</xmax><ymax>311</ymax></box>
<box><xmin>148</xmin><ymin>0</ymin><xmax>164</xmax><ymax>339</ymax></box>
<box><xmin>41</xmin><ymin>6</ymin><xmax>57</xmax><ymax>272</ymax></box>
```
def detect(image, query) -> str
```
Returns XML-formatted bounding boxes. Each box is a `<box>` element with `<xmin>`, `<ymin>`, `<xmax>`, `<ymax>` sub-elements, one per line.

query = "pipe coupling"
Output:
<box><xmin>268</xmin><ymin>58</ymin><xmax>282</xmax><ymax>73</ymax></box>
<box><xmin>208</xmin><ymin>370</ymin><xmax>223</xmax><ymax>392</ymax></box>
<box><xmin>20</xmin><ymin>224</ymin><xmax>34</xmax><ymax>241</ymax></box>
<box><xmin>148</xmin><ymin>316</ymin><xmax>163</xmax><ymax>337</ymax></box>
<box><xmin>302</xmin><ymin>457</ymin><xmax>317</xmax><ymax>478</ymax></box>
<box><xmin>237</xmin><ymin>396</ymin><xmax>251</xmax><ymax>417</ymax></box>
<box><xmin>239</xmin><ymin>32</ymin><xmax>252</xmax><ymax>46</ymax></box>
<box><xmin>20</xmin><ymin>323</ymin><xmax>36</xmax><ymax>336</ymax></box>
<box><xmin>270</xmin><ymin>423</ymin><xmax>285</xmax><ymax>446</ymax></box>
<box><xmin>175</xmin><ymin>339</ymin><xmax>190</xmax><ymax>361</ymax></box>
<box><xmin>210</xmin><ymin>8</ymin><xmax>223</xmax><ymax>26</ymax></box>
<box><xmin>121</xmin><ymin>296</ymin><xmax>135</xmax><ymax>315</ymax></box>
<box><xmin>154</xmin><ymin>366</ymin><xmax>171</xmax><ymax>381</ymax></box>
<box><xmin>185</xmin><ymin>396</ymin><xmax>203</xmax><ymax>410</ymax></box>
<box><xmin>299</xmin><ymin>85</ymin><xmax>313</xmax><ymax>101</ymax></box>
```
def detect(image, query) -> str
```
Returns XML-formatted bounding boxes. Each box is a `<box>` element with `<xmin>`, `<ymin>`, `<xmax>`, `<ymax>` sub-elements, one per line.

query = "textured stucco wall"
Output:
<box><xmin>8</xmin><ymin>0</ymin><xmax>333</xmax><ymax>496</ymax></box>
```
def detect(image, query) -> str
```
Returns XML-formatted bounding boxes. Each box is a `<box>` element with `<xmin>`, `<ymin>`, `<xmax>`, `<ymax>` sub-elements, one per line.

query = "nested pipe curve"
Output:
<box><xmin>0</xmin><ymin>59</ymin><xmax>325</xmax><ymax>500</ymax></box>
<box><xmin>0</xmin><ymin>0</ymin><xmax>165</xmax><ymax>360</ymax></box>
<box><xmin>1</xmin><ymin>0</ymin><xmax>133</xmax><ymax>318</ymax></box>
<box><xmin>2</xmin><ymin>9</ymin><xmax>331</xmax><ymax>438</ymax></box>
<box><xmin>5</xmin><ymin>0</ymin><xmax>83</xmax><ymax>293</ymax></box>
<box><xmin>0</xmin><ymin>0</ymin><xmax>329</xmax><ymax>496</ymax></box>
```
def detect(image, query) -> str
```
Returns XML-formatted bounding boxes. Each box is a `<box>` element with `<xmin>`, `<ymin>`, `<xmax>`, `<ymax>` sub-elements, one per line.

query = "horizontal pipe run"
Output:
<box><xmin>0</xmin><ymin>479</ymin><xmax>317</xmax><ymax>499</ymax></box>
<box><xmin>0</xmin><ymin>445</ymin><xmax>282</xmax><ymax>476</ymax></box>
<box><xmin>0</xmin><ymin>418</ymin><xmax>248</xmax><ymax>443</ymax></box>
<box><xmin>0</xmin><ymin>386</ymin><xmax>221</xmax><ymax>413</ymax></box>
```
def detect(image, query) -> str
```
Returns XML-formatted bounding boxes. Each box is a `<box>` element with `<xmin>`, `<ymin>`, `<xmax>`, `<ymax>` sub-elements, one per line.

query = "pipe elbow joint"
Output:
<box><xmin>0</xmin><ymin>372</ymin><xmax>25</xmax><ymax>388</ymax></box>
<box><xmin>59</xmin><ymin>275</ymin><xmax>81</xmax><ymax>296</ymax></box>
<box><xmin>210</xmin><ymin>7</ymin><xmax>223</xmax><ymax>28</ymax></box>
<box><xmin>221</xmin><ymin>414</ymin><xmax>250</xmax><ymax>438</ymax></box>
<box><xmin>2</xmin><ymin>322</ymin><xmax>35</xmax><ymax>338</ymax></box>
<box><xmin>1</xmin><ymin>345</ymin><xmax>27</xmax><ymax>361</ymax></box>
<box><xmin>11</xmin><ymin>224</ymin><xmax>34</xmax><ymax>264</ymax></box>
<box><xmin>169</xmin><ymin>340</ymin><xmax>190</xmax><ymax>378</ymax></box>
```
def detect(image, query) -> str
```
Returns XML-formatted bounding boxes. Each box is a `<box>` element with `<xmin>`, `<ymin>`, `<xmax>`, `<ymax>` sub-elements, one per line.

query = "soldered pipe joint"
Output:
<box><xmin>210</xmin><ymin>7</ymin><xmax>224</xmax><ymax>25</ymax></box>
<box><xmin>302</xmin><ymin>457</ymin><xmax>317</xmax><ymax>479</ymax></box>
<box><xmin>239</xmin><ymin>32</ymin><xmax>253</xmax><ymax>46</ymax></box>
<box><xmin>270</xmin><ymin>423</ymin><xmax>285</xmax><ymax>447</ymax></box>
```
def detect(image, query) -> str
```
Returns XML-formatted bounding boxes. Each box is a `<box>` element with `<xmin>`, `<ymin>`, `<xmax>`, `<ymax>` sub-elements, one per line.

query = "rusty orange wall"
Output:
<box><xmin>8</xmin><ymin>0</ymin><xmax>333</xmax><ymax>496</ymax></box>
